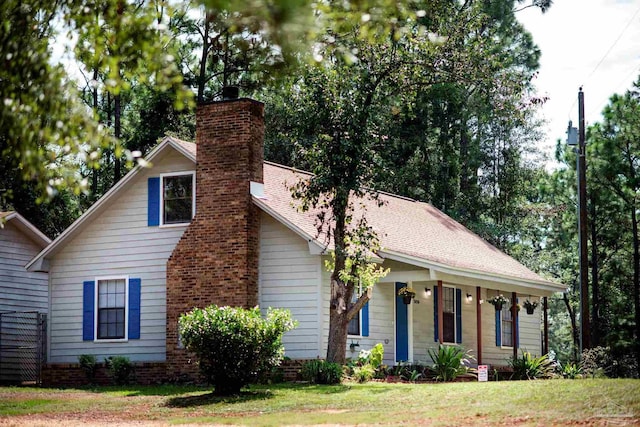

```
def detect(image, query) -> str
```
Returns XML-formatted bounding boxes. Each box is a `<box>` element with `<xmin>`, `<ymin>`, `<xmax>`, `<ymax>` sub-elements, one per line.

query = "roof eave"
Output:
<box><xmin>378</xmin><ymin>249</ymin><xmax>566</xmax><ymax>294</ymax></box>
<box><xmin>3</xmin><ymin>212</ymin><xmax>51</xmax><ymax>248</ymax></box>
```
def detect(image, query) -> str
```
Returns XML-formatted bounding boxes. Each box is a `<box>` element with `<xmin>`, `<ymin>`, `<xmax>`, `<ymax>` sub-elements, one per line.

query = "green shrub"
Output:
<box><xmin>509</xmin><ymin>352</ymin><xmax>554</xmax><ymax>380</ymax></box>
<box><xmin>581</xmin><ymin>346</ymin><xmax>611</xmax><ymax>378</ymax></box>
<box><xmin>78</xmin><ymin>354</ymin><xmax>98</xmax><ymax>383</ymax></box>
<box><xmin>179</xmin><ymin>305</ymin><xmax>296</xmax><ymax>395</ymax></box>
<box><xmin>300</xmin><ymin>359</ymin><xmax>343</xmax><ymax>384</ymax></box>
<box><xmin>561</xmin><ymin>362</ymin><xmax>583</xmax><ymax>379</ymax></box>
<box><xmin>105</xmin><ymin>356</ymin><xmax>133</xmax><ymax>385</ymax></box>
<box><xmin>352</xmin><ymin>364</ymin><xmax>375</xmax><ymax>383</ymax></box>
<box><xmin>350</xmin><ymin>343</ymin><xmax>386</xmax><ymax>381</ymax></box>
<box><xmin>428</xmin><ymin>345</ymin><xmax>473</xmax><ymax>382</ymax></box>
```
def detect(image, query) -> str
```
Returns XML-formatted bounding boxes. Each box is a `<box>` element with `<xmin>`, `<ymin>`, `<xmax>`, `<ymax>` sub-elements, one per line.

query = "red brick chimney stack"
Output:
<box><xmin>165</xmin><ymin>96</ymin><xmax>264</xmax><ymax>379</ymax></box>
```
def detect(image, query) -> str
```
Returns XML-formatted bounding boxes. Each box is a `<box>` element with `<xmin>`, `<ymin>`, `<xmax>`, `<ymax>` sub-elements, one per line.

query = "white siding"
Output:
<box><xmin>481</xmin><ymin>290</ymin><xmax>542</xmax><ymax>367</ymax></box>
<box><xmin>412</xmin><ymin>283</ymin><xmax>478</xmax><ymax>364</ymax></box>
<box><xmin>320</xmin><ymin>264</ymin><xmax>396</xmax><ymax>365</ymax></box>
<box><xmin>48</xmin><ymin>148</ymin><xmax>194</xmax><ymax>363</ymax></box>
<box><xmin>0</xmin><ymin>222</ymin><xmax>48</xmax><ymax>313</ymax></box>
<box><xmin>259</xmin><ymin>213</ymin><xmax>322</xmax><ymax>359</ymax></box>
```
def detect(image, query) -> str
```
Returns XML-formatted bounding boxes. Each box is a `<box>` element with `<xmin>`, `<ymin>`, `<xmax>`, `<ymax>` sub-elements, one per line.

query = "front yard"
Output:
<box><xmin>1</xmin><ymin>379</ymin><xmax>639</xmax><ymax>426</ymax></box>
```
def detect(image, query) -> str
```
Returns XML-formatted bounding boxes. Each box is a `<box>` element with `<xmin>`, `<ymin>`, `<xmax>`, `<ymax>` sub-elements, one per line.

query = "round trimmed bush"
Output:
<box><xmin>179</xmin><ymin>305</ymin><xmax>296</xmax><ymax>395</ymax></box>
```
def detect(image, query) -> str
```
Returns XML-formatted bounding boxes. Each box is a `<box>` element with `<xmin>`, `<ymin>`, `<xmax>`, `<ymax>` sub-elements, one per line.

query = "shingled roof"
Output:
<box><xmin>174</xmin><ymin>138</ymin><xmax>556</xmax><ymax>287</ymax></box>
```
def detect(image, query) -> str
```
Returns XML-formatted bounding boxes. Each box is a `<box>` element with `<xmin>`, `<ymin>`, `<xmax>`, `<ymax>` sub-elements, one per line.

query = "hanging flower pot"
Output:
<box><xmin>487</xmin><ymin>294</ymin><xmax>508</xmax><ymax>312</ymax></box>
<box><xmin>523</xmin><ymin>299</ymin><xmax>538</xmax><ymax>315</ymax></box>
<box><xmin>397</xmin><ymin>286</ymin><xmax>416</xmax><ymax>305</ymax></box>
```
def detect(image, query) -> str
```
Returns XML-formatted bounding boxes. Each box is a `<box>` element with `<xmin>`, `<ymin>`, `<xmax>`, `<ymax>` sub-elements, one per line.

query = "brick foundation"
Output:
<box><xmin>41</xmin><ymin>362</ymin><xmax>169</xmax><ymax>387</ymax></box>
<box><xmin>166</xmin><ymin>98</ymin><xmax>264</xmax><ymax>380</ymax></box>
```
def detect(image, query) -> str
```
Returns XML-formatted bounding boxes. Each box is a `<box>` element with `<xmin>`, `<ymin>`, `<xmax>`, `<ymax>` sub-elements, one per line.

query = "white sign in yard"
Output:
<box><xmin>478</xmin><ymin>365</ymin><xmax>489</xmax><ymax>382</ymax></box>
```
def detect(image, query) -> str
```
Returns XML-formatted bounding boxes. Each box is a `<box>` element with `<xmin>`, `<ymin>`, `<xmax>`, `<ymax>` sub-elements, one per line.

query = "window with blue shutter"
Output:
<box><xmin>148</xmin><ymin>177</ymin><xmax>160</xmax><ymax>226</ymax></box>
<box><xmin>455</xmin><ymin>288</ymin><xmax>462</xmax><ymax>344</ymax></box>
<box><xmin>82</xmin><ymin>281</ymin><xmax>95</xmax><ymax>341</ymax></box>
<box><xmin>361</xmin><ymin>302</ymin><xmax>369</xmax><ymax>337</ymax></box>
<box><xmin>433</xmin><ymin>286</ymin><xmax>439</xmax><ymax>342</ymax></box>
<box><xmin>82</xmin><ymin>277</ymin><xmax>141</xmax><ymax>341</ymax></box>
<box><xmin>495</xmin><ymin>310</ymin><xmax>502</xmax><ymax>347</ymax></box>
<box><xmin>129</xmin><ymin>278</ymin><xmax>141</xmax><ymax>339</ymax></box>
<box><xmin>347</xmin><ymin>287</ymin><xmax>369</xmax><ymax>337</ymax></box>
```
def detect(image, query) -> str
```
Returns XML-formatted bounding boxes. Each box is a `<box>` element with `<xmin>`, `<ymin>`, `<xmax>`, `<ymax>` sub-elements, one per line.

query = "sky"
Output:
<box><xmin>517</xmin><ymin>0</ymin><xmax>640</xmax><ymax>168</ymax></box>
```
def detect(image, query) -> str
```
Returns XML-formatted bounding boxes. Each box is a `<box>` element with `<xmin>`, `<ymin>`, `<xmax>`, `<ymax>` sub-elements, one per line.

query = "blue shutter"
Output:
<box><xmin>433</xmin><ymin>286</ymin><xmax>439</xmax><ymax>342</ymax></box>
<box><xmin>515</xmin><ymin>298</ymin><xmax>519</xmax><ymax>349</ymax></box>
<box><xmin>83</xmin><ymin>281</ymin><xmax>95</xmax><ymax>341</ymax></box>
<box><xmin>128</xmin><ymin>278</ymin><xmax>141</xmax><ymax>339</ymax></box>
<box><xmin>362</xmin><ymin>302</ymin><xmax>369</xmax><ymax>337</ymax></box>
<box><xmin>148</xmin><ymin>177</ymin><xmax>160</xmax><ymax>226</ymax></box>
<box><xmin>455</xmin><ymin>288</ymin><xmax>462</xmax><ymax>344</ymax></box>
<box><xmin>495</xmin><ymin>310</ymin><xmax>502</xmax><ymax>347</ymax></box>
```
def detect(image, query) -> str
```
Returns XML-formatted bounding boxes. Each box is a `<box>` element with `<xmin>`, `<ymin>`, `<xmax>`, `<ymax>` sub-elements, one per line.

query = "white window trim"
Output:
<box><xmin>348</xmin><ymin>284</ymin><xmax>364</xmax><ymax>338</ymax></box>
<box><xmin>442</xmin><ymin>285</ymin><xmax>457</xmax><ymax>345</ymax></box>
<box><xmin>94</xmin><ymin>275</ymin><xmax>129</xmax><ymax>343</ymax></box>
<box><xmin>159</xmin><ymin>171</ymin><xmax>196</xmax><ymax>228</ymax></box>
<box><xmin>500</xmin><ymin>307</ymin><xmax>514</xmax><ymax>349</ymax></box>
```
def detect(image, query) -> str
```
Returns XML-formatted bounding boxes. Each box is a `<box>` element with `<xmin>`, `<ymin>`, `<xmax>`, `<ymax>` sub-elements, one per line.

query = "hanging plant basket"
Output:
<box><xmin>397</xmin><ymin>286</ymin><xmax>416</xmax><ymax>305</ymax></box>
<box><xmin>487</xmin><ymin>295</ymin><xmax>508</xmax><ymax>312</ymax></box>
<box><xmin>523</xmin><ymin>299</ymin><xmax>538</xmax><ymax>315</ymax></box>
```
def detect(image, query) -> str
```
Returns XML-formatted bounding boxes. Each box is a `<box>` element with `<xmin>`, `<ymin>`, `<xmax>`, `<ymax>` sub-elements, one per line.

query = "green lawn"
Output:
<box><xmin>1</xmin><ymin>379</ymin><xmax>639</xmax><ymax>426</ymax></box>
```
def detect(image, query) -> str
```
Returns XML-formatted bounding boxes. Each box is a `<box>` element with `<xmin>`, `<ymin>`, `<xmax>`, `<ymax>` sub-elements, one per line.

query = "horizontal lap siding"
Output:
<box><xmin>481</xmin><ymin>291</ymin><xmax>542</xmax><ymax>367</ymax></box>
<box><xmin>48</xmin><ymin>149</ymin><xmax>193</xmax><ymax>363</ymax></box>
<box><xmin>321</xmin><ymin>265</ymin><xmax>395</xmax><ymax>364</ymax></box>
<box><xmin>412</xmin><ymin>283</ymin><xmax>477</xmax><ymax>363</ymax></box>
<box><xmin>0</xmin><ymin>222</ymin><xmax>48</xmax><ymax>313</ymax></box>
<box><xmin>259</xmin><ymin>213</ymin><xmax>321</xmax><ymax>359</ymax></box>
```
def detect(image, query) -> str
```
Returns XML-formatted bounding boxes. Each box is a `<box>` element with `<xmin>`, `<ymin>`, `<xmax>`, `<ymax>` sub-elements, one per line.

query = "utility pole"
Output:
<box><xmin>578</xmin><ymin>87</ymin><xmax>590</xmax><ymax>351</ymax></box>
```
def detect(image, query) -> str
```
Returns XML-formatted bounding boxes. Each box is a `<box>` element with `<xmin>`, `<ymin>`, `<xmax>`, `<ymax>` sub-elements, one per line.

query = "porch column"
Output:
<box><xmin>543</xmin><ymin>296</ymin><xmax>549</xmax><ymax>355</ymax></box>
<box><xmin>512</xmin><ymin>291</ymin><xmax>518</xmax><ymax>360</ymax></box>
<box><xmin>437</xmin><ymin>280</ymin><xmax>443</xmax><ymax>344</ymax></box>
<box><xmin>476</xmin><ymin>286</ymin><xmax>482</xmax><ymax>364</ymax></box>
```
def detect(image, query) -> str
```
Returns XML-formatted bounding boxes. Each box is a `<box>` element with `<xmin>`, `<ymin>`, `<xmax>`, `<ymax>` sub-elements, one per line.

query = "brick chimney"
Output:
<box><xmin>166</xmin><ymin>97</ymin><xmax>264</xmax><ymax>379</ymax></box>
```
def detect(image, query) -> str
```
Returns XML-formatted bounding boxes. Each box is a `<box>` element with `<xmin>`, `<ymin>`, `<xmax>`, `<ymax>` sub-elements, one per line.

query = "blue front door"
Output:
<box><xmin>395</xmin><ymin>282</ymin><xmax>409</xmax><ymax>361</ymax></box>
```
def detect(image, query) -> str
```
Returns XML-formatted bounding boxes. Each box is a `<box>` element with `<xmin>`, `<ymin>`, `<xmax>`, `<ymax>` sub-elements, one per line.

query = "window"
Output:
<box><xmin>442</xmin><ymin>287</ymin><xmax>455</xmax><ymax>343</ymax></box>
<box><xmin>348</xmin><ymin>288</ymin><xmax>361</xmax><ymax>336</ymax></box>
<box><xmin>96</xmin><ymin>277</ymin><xmax>128</xmax><ymax>340</ymax></box>
<box><xmin>161</xmin><ymin>172</ymin><xmax>194</xmax><ymax>225</ymax></box>
<box><xmin>501</xmin><ymin>305</ymin><xmax>513</xmax><ymax>347</ymax></box>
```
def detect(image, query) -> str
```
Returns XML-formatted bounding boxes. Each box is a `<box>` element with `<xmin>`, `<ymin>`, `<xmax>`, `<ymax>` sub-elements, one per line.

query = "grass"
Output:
<box><xmin>0</xmin><ymin>379</ymin><xmax>639</xmax><ymax>425</ymax></box>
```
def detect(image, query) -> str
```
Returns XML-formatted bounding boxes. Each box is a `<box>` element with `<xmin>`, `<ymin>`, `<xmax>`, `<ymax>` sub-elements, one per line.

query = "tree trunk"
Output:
<box><xmin>631</xmin><ymin>200</ymin><xmax>640</xmax><ymax>376</ymax></box>
<box><xmin>590</xmin><ymin>193</ymin><xmax>600</xmax><ymax>347</ymax></box>
<box><xmin>326</xmin><ymin>191</ymin><xmax>352</xmax><ymax>365</ymax></box>
<box><xmin>91</xmin><ymin>67</ymin><xmax>99</xmax><ymax>197</ymax></box>
<box><xmin>197</xmin><ymin>12</ymin><xmax>211</xmax><ymax>102</ymax></box>
<box><xmin>114</xmin><ymin>92</ymin><xmax>121</xmax><ymax>184</ymax></box>
<box><xmin>563</xmin><ymin>292</ymin><xmax>579</xmax><ymax>362</ymax></box>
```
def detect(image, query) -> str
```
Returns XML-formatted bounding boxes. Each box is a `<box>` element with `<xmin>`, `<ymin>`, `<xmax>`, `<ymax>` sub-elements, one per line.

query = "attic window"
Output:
<box><xmin>161</xmin><ymin>171</ymin><xmax>195</xmax><ymax>226</ymax></box>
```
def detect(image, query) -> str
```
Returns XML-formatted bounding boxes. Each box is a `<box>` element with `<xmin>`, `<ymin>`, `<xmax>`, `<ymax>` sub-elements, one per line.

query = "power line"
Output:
<box><xmin>584</xmin><ymin>3</ymin><xmax>640</xmax><ymax>83</ymax></box>
<box><xmin>565</xmin><ymin>3</ymin><xmax>640</xmax><ymax>120</ymax></box>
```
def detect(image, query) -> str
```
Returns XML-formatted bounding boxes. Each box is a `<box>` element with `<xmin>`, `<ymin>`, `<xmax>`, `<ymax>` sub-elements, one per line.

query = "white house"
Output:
<box><xmin>1</xmin><ymin>211</ymin><xmax>51</xmax><ymax>383</ymax></box>
<box><xmin>27</xmin><ymin>96</ymin><xmax>565</xmax><ymax>384</ymax></box>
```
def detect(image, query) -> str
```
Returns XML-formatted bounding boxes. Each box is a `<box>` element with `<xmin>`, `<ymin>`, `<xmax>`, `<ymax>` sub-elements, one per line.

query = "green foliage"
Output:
<box><xmin>508</xmin><ymin>352</ymin><xmax>554</xmax><ymax>380</ymax></box>
<box><xmin>78</xmin><ymin>354</ymin><xmax>98</xmax><ymax>383</ymax></box>
<box><xmin>428</xmin><ymin>345</ymin><xmax>473</xmax><ymax>382</ymax></box>
<box><xmin>351</xmin><ymin>364</ymin><xmax>375</xmax><ymax>383</ymax></box>
<box><xmin>357</xmin><ymin>343</ymin><xmax>384</xmax><ymax>370</ymax></box>
<box><xmin>178</xmin><ymin>305</ymin><xmax>296</xmax><ymax>395</ymax></box>
<box><xmin>105</xmin><ymin>356</ymin><xmax>133</xmax><ymax>385</ymax></box>
<box><xmin>561</xmin><ymin>363</ymin><xmax>582</xmax><ymax>379</ymax></box>
<box><xmin>300</xmin><ymin>360</ymin><xmax>343</xmax><ymax>385</ymax></box>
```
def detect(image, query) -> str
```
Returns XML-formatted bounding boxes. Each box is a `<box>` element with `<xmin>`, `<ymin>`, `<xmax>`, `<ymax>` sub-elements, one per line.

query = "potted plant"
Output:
<box><xmin>487</xmin><ymin>294</ymin><xmax>508</xmax><ymax>311</ymax></box>
<box><xmin>397</xmin><ymin>286</ymin><xmax>416</xmax><ymax>304</ymax></box>
<box><xmin>523</xmin><ymin>299</ymin><xmax>538</xmax><ymax>315</ymax></box>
